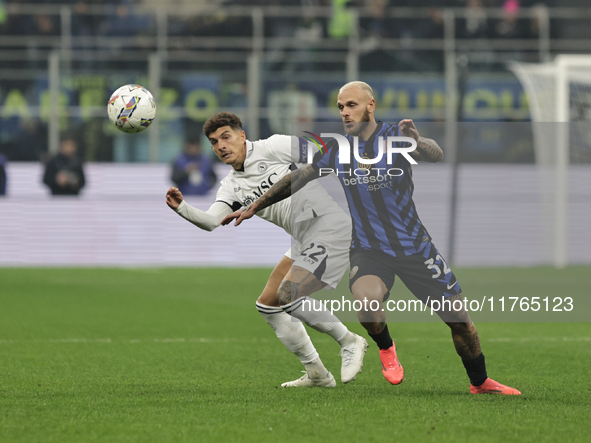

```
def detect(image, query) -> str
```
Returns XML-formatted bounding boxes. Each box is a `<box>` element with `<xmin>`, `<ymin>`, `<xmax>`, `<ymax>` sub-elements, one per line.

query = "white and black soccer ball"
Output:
<box><xmin>107</xmin><ymin>84</ymin><xmax>157</xmax><ymax>133</ymax></box>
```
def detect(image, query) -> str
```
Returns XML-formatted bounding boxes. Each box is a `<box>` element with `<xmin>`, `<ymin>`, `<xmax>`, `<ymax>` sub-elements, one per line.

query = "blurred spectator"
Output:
<box><xmin>10</xmin><ymin>119</ymin><xmax>48</xmax><ymax>161</ymax></box>
<box><xmin>0</xmin><ymin>151</ymin><xmax>7</xmax><ymax>196</ymax></box>
<box><xmin>33</xmin><ymin>13</ymin><xmax>59</xmax><ymax>37</ymax></box>
<box><xmin>359</xmin><ymin>0</ymin><xmax>390</xmax><ymax>52</ymax></box>
<box><xmin>461</xmin><ymin>0</ymin><xmax>488</xmax><ymax>39</ymax></box>
<box><xmin>496</xmin><ymin>0</ymin><xmax>529</xmax><ymax>39</ymax></box>
<box><xmin>328</xmin><ymin>0</ymin><xmax>355</xmax><ymax>39</ymax></box>
<box><xmin>290</xmin><ymin>6</ymin><xmax>324</xmax><ymax>73</ymax></box>
<box><xmin>22</xmin><ymin>4</ymin><xmax>61</xmax><ymax>69</ymax></box>
<box><xmin>70</xmin><ymin>0</ymin><xmax>109</xmax><ymax>67</ymax></box>
<box><xmin>264</xmin><ymin>0</ymin><xmax>306</xmax><ymax>73</ymax></box>
<box><xmin>359</xmin><ymin>0</ymin><xmax>400</xmax><ymax>71</ymax></box>
<box><xmin>458</xmin><ymin>0</ymin><xmax>494</xmax><ymax>71</ymax></box>
<box><xmin>43</xmin><ymin>135</ymin><xmax>86</xmax><ymax>196</ymax></box>
<box><xmin>171</xmin><ymin>137</ymin><xmax>217</xmax><ymax>196</ymax></box>
<box><xmin>98</xmin><ymin>0</ymin><xmax>152</xmax><ymax>39</ymax></box>
<box><xmin>497</xmin><ymin>0</ymin><xmax>519</xmax><ymax>37</ymax></box>
<box><xmin>494</xmin><ymin>0</ymin><xmax>534</xmax><ymax>63</ymax></box>
<box><xmin>267</xmin><ymin>2</ymin><xmax>324</xmax><ymax>75</ymax></box>
<box><xmin>71</xmin><ymin>1</ymin><xmax>106</xmax><ymax>37</ymax></box>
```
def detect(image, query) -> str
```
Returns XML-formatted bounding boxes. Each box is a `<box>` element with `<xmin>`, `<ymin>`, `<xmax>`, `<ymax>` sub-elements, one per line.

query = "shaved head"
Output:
<box><xmin>339</xmin><ymin>81</ymin><xmax>374</xmax><ymax>99</ymax></box>
<box><xmin>337</xmin><ymin>81</ymin><xmax>377</xmax><ymax>139</ymax></box>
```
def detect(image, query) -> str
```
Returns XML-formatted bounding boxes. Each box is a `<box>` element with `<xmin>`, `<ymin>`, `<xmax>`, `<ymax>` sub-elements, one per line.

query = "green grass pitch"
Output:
<box><xmin>0</xmin><ymin>267</ymin><xmax>589</xmax><ymax>443</ymax></box>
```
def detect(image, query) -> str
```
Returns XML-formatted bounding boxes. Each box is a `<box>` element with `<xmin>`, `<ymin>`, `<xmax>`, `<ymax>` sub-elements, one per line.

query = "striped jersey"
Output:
<box><xmin>312</xmin><ymin>122</ymin><xmax>431</xmax><ymax>258</ymax></box>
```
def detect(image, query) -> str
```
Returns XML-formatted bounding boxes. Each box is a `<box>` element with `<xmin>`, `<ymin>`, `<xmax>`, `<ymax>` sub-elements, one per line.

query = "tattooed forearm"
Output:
<box><xmin>414</xmin><ymin>137</ymin><xmax>444</xmax><ymax>163</ymax></box>
<box><xmin>254</xmin><ymin>164</ymin><xmax>317</xmax><ymax>212</ymax></box>
<box><xmin>292</xmin><ymin>164</ymin><xmax>318</xmax><ymax>192</ymax></box>
<box><xmin>255</xmin><ymin>173</ymin><xmax>292</xmax><ymax>212</ymax></box>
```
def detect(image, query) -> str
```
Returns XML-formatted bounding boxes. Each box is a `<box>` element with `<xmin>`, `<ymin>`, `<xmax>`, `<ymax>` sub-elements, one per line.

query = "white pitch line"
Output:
<box><xmin>0</xmin><ymin>337</ymin><xmax>273</xmax><ymax>345</ymax></box>
<box><xmin>0</xmin><ymin>337</ymin><xmax>589</xmax><ymax>345</ymax></box>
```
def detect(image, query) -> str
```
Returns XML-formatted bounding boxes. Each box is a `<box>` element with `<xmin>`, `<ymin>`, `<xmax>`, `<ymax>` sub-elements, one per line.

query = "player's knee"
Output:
<box><xmin>257</xmin><ymin>291</ymin><xmax>280</xmax><ymax>307</ymax></box>
<box><xmin>353</xmin><ymin>288</ymin><xmax>385</xmax><ymax>305</ymax></box>
<box><xmin>351</xmin><ymin>278</ymin><xmax>388</xmax><ymax>304</ymax></box>
<box><xmin>256</xmin><ymin>293</ymin><xmax>267</xmax><ymax>304</ymax></box>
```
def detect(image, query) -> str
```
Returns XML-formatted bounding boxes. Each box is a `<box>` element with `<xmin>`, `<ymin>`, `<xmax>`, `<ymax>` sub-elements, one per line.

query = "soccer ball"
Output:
<box><xmin>107</xmin><ymin>84</ymin><xmax>156</xmax><ymax>133</ymax></box>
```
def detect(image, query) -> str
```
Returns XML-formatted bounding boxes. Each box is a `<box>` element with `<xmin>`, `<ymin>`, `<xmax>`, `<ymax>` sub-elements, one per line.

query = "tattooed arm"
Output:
<box><xmin>221</xmin><ymin>164</ymin><xmax>318</xmax><ymax>227</ymax></box>
<box><xmin>413</xmin><ymin>136</ymin><xmax>444</xmax><ymax>163</ymax></box>
<box><xmin>398</xmin><ymin>119</ymin><xmax>444</xmax><ymax>163</ymax></box>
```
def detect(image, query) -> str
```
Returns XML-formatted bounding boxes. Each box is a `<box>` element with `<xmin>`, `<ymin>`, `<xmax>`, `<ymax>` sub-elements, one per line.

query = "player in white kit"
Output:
<box><xmin>166</xmin><ymin>112</ymin><xmax>367</xmax><ymax>387</ymax></box>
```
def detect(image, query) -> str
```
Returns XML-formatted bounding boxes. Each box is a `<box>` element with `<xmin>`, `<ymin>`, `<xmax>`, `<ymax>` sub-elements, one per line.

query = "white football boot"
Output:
<box><xmin>281</xmin><ymin>372</ymin><xmax>337</xmax><ymax>388</ymax></box>
<box><xmin>339</xmin><ymin>333</ymin><xmax>369</xmax><ymax>383</ymax></box>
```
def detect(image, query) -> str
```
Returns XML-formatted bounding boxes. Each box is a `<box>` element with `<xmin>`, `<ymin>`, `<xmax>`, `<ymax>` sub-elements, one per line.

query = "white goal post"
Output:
<box><xmin>510</xmin><ymin>55</ymin><xmax>591</xmax><ymax>268</ymax></box>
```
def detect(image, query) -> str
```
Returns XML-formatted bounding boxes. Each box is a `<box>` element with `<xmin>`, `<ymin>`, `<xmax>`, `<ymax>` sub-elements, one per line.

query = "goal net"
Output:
<box><xmin>510</xmin><ymin>55</ymin><xmax>591</xmax><ymax>268</ymax></box>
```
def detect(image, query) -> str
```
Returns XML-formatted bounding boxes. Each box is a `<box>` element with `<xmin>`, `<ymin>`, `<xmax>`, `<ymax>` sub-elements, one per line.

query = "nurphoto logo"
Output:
<box><xmin>303</xmin><ymin>131</ymin><xmax>418</xmax><ymax>178</ymax></box>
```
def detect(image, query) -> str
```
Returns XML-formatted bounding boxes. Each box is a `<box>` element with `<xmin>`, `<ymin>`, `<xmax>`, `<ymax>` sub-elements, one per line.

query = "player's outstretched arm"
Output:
<box><xmin>166</xmin><ymin>187</ymin><xmax>184</xmax><ymax>210</ymax></box>
<box><xmin>221</xmin><ymin>164</ymin><xmax>317</xmax><ymax>227</ymax></box>
<box><xmin>398</xmin><ymin>119</ymin><xmax>444</xmax><ymax>163</ymax></box>
<box><xmin>166</xmin><ymin>187</ymin><xmax>231</xmax><ymax>232</ymax></box>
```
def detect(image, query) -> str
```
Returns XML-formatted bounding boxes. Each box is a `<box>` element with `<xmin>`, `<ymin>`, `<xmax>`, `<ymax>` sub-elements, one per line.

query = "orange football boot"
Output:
<box><xmin>470</xmin><ymin>378</ymin><xmax>521</xmax><ymax>395</ymax></box>
<box><xmin>379</xmin><ymin>344</ymin><xmax>404</xmax><ymax>385</ymax></box>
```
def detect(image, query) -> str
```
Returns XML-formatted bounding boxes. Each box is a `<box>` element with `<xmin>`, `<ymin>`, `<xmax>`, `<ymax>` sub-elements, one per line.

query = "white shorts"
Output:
<box><xmin>284</xmin><ymin>212</ymin><xmax>351</xmax><ymax>289</ymax></box>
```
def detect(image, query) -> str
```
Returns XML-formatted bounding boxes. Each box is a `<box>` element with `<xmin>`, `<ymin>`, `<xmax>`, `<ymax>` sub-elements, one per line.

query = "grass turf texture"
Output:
<box><xmin>0</xmin><ymin>267</ymin><xmax>589</xmax><ymax>443</ymax></box>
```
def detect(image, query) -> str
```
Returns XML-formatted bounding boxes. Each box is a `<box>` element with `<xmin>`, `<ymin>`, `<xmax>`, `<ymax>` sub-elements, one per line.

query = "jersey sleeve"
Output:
<box><xmin>264</xmin><ymin>134</ymin><xmax>312</xmax><ymax>165</ymax></box>
<box><xmin>293</xmin><ymin>136</ymin><xmax>311</xmax><ymax>164</ymax></box>
<box><xmin>174</xmin><ymin>200</ymin><xmax>232</xmax><ymax>232</ymax></box>
<box><xmin>311</xmin><ymin>138</ymin><xmax>337</xmax><ymax>172</ymax></box>
<box><xmin>215</xmin><ymin>177</ymin><xmax>242</xmax><ymax>211</ymax></box>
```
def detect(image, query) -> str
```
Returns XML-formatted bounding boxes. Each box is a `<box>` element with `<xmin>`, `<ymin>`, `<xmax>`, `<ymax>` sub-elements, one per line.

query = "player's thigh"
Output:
<box><xmin>396</xmin><ymin>243</ymin><xmax>468</xmax><ymax>322</ymax></box>
<box><xmin>257</xmin><ymin>254</ymin><xmax>293</xmax><ymax>307</ymax></box>
<box><xmin>349</xmin><ymin>249</ymin><xmax>395</xmax><ymax>303</ymax></box>
<box><xmin>291</xmin><ymin>215</ymin><xmax>351</xmax><ymax>291</ymax></box>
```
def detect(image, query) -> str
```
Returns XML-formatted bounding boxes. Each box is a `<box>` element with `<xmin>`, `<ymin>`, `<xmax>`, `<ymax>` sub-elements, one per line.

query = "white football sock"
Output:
<box><xmin>281</xmin><ymin>296</ymin><xmax>351</xmax><ymax>346</ymax></box>
<box><xmin>256</xmin><ymin>302</ymin><xmax>328</xmax><ymax>377</ymax></box>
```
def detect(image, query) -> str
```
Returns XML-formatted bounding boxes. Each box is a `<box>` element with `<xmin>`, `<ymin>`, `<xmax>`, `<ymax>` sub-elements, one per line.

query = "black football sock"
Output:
<box><xmin>462</xmin><ymin>353</ymin><xmax>488</xmax><ymax>387</ymax></box>
<box><xmin>368</xmin><ymin>325</ymin><xmax>394</xmax><ymax>350</ymax></box>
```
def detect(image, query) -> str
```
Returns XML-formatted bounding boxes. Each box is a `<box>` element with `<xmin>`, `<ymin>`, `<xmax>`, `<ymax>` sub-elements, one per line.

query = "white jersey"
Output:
<box><xmin>215</xmin><ymin>135</ymin><xmax>344</xmax><ymax>240</ymax></box>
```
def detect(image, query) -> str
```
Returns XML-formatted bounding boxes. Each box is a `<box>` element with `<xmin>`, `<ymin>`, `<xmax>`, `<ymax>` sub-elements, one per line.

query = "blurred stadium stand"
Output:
<box><xmin>0</xmin><ymin>0</ymin><xmax>590</xmax><ymax>267</ymax></box>
<box><xmin>2</xmin><ymin>0</ymin><xmax>588</xmax><ymax>163</ymax></box>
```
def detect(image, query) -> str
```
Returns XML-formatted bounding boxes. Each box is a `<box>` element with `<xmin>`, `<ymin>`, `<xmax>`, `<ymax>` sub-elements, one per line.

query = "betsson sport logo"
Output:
<box><xmin>302</xmin><ymin>131</ymin><xmax>418</xmax><ymax>181</ymax></box>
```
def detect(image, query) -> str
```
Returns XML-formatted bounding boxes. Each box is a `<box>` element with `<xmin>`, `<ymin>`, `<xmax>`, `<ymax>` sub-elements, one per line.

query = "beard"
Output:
<box><xmin>343</xmin><ymin>109</ymin><xmax>371</xmax><ymax>136</ymax></box>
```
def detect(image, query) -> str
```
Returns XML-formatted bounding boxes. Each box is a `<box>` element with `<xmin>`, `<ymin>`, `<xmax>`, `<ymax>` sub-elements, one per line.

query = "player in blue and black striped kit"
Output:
<box><xmin>224</xmin><ymin>81</ymin><xmax>520</xmax><ymax>395</ymax></box>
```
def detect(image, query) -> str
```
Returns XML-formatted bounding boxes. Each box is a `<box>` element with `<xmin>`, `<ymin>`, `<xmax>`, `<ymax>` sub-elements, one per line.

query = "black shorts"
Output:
<box><xmin>348</xmin><ymin>242</ymin><xmax>462</xmax><ymax>303</ymax></box>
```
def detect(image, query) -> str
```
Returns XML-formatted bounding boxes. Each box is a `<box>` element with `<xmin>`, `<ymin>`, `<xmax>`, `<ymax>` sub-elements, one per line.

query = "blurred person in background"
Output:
<box><xmin>43</xmin><ymin>134</ymin><xmax>86</xmax><ymax>196</ymax></box>
<box><xmin>458</xmin><ymin>0</ymin><xmax>494</xmax><ymax>71</ymax></box>
<box><xmin>495</xmin><ymin>0</ymin><xmax>534</xmax><ymax>62</ymax></box>
<box><xmin>358</xmin><ymin>0</ymin><xmax>392</xmax><ymax>70</ymax></box>
<box><xmin>171</xmin><ymin>136</ymin><xmax>217</xmax><ymax>196</ymax></box>
<box><xmin>10</xmin><ymin>119</ymin><xmax>48</xmax><ymax>161</ymax></box>
<box><xmin>98</xmin><ymin>0</ymin><xmax>153</xmax><ymax>65</ymax></box>
<box><xmin>99</xmin><ymin>0</ymin><xmax>152</xmax><ymax>38</ymax></box>
<box><xmin>462</xmin><ymin>0</ymin><xmax>489</xmax><ymax>39</ymax></box>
